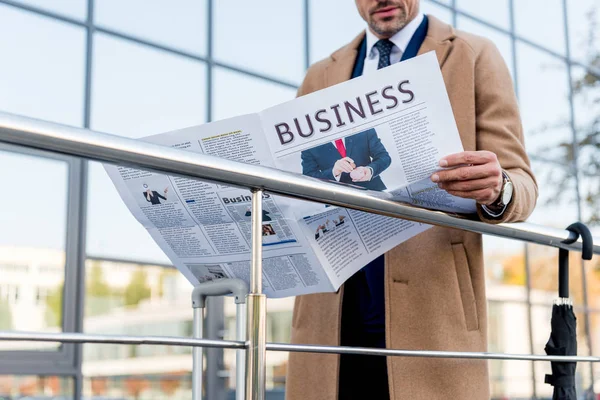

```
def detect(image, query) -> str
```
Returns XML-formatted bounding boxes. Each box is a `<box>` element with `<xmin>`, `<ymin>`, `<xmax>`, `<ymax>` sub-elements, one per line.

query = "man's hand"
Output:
<box><xmin>164</xmin><ymin>187</ymin><xmax>169</xmax><ymax>194</ymax></box>
<box><xmin>333</xmin><ymin>157</ymin><xmax>356</xmax><ymax>177</ymax></box>
<box><xmin>431</xmin><ymin>151</ymin><xmax>503</xmax><ymax>205</ymax></box>
<box><xmin>350</xmin><ymin>166</ymin><xmax>372</xmax><ymax>182</ymax></box>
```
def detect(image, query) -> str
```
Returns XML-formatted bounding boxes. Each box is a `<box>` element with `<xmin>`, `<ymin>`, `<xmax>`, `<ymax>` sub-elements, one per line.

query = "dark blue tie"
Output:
<box><xmin>374</xmin><ymin>39</ymin><xmax>395</xmax><ymax>69</ymax></box>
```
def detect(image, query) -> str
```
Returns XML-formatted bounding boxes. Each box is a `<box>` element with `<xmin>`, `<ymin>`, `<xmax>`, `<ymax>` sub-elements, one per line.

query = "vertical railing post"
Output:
<box><xmin>245</xmin><ymin>189</ymin><xmax>267</xmax><ymax>400</ymax></box>
<box><xmin>193</xmin><ymin>307</ymin><xmax>204</xmax><ymax>400</ymax></box>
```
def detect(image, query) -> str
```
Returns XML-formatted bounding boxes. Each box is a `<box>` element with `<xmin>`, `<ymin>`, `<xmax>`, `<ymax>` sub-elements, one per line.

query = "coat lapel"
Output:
<box><xmin>325</xmin><ymin>32</ymin><xmax>365</xmax><ymax>88</ymax></box>
<box><xmin>417</xmin><ymin>14</ymin><xmax>456</xmax><ymax>69</ymax></box>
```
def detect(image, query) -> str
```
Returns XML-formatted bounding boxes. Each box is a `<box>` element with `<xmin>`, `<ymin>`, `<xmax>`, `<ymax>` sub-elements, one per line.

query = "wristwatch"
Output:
<box><xmin>488</xmin><ymin>171</ymin><xmax>514</xmax><ymax>210</ymax></box>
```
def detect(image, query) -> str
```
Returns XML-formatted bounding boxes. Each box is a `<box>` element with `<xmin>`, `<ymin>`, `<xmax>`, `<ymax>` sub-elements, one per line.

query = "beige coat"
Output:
<box><xmin>286</xmin><ymin>15</ymin><xmax>538</xmax><ymax>400</ymax></box>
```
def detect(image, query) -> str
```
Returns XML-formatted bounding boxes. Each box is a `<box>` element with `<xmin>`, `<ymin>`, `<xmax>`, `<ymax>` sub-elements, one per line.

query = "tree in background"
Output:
<box><xmin>86</xmin><ymin>261</ymin><xmax>116</xmax><ymax>316</ymax></box>
<box><xmin>124</xmin><ymin>269</ymin><xmax>152</xmax><ymax>307</ymax></box>
<box><xmin>541</xmin><ymin>6</ymin><xmax>600</xmax><ymax>225</ymax></box>
<box><xmin>45</xmin><ymin>285</ymin><xmax>62</xmax><ymax>327</ymax></box>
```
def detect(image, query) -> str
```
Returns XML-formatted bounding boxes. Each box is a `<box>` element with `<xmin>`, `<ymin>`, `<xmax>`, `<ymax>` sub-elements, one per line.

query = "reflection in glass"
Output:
<box><xmin>83</xmin><ymin>259</ymin><xmax>195</xmax><ymax>399</ymax></box>
<box><xmin>224</xmin><ymin>297</ymin><xmax>293</xmax><ymax>393</ymax></box>
<box><xmin>0</xmin><ymin>4</ymin><xmax>85</xmax><ymax>126</ymax></box>
<box><xmin>517</xmin><ymin>42</ymin><xmax>572</xmax><ymax>162</ymax></box>
<box><xmin>487</xmin><ymin>299</ymin><xmax>533</xmax><ymax>398</ymax></box>
<box><xmin>514</xmin><ymin>0</ymin><xmax>566</xmax><ymax>56</ymax></box>
<box><xmin>0</xmin><ymin>375</ymin><xmax>73</xmax><ymax>398</ymax></box>
<box><xmin>213</xmin><ymin>68</ymin><xmax>296</xmax><ymax>121</ymax></box>
<box><xmin>456</xmin><ymin>16</ymin><xmax>514</xmax><ymax>78</ymax></box>
<box><xmin>95</xmin><ymin>0</ymin><xmax>208</xmax><ymax>55</ymax></box>
<box><xmin>456</xmin><ymin>0</ymin><xmax>509</xmax><ymax>30</ymax></box>
<box><xmin>571</xmin><ymin>66</ymin><xmax>600</xmax><ymax>225</ymax></box>
<box><xmin>0</xmin><ymin>150</ymin><xmax>68</xmax><ymax>349</ymax></box>
<box><xmin>567</xmin><ymin>0</ymin><xmax>600</xmax><ymax>63</ymax></box>
<box><xmin>214</xmin><ymin>0</ymin><xmax>304</xmax><ymax>84</ymax></box>
<box><xmin>527</xmin><ymin>160</ymin><xmax>578</xmax><ymax>228</ymax></box>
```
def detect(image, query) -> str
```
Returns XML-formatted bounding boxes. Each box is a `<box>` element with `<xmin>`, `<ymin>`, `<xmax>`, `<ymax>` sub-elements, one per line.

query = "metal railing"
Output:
<box><xmin>0</xmin><ymin>110</ymin><xmax>599</xmax><ymax>400</ymax></box>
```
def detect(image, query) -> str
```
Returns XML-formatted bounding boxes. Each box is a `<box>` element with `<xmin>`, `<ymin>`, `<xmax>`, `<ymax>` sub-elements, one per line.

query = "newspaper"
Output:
<box><xmin>104</xmin><ymin>52</ymin><xmax>476</xmax><ymax>298</ymax></box>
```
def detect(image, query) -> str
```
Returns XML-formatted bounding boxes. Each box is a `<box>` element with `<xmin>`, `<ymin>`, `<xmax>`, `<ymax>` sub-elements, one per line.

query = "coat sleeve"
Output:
<box><xmin>473</xmin><ymin>40</ymin><xmax>538</xmax><ymax>223</ymax></box>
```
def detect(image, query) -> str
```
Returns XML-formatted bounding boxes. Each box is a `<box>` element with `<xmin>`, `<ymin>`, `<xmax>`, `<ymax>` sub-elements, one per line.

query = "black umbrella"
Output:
<box><xmin>544</xmin><ymin>222</ymin><xmax>594</xmax><ymax>400</ymax></box>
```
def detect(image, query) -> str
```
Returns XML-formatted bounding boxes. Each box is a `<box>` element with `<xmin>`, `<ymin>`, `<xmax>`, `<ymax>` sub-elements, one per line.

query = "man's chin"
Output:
<box><xmin>370</xmin><ymin>21</ymin><xmax>405</xmax><ymax>37</ymax></box>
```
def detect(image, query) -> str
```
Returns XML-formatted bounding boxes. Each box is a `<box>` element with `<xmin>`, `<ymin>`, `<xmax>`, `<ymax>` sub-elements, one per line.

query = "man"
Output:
<box><xmin>286</xmin><ymin>1</ymin><xmax>538</xmax><ymax>399</ymax></box>
<box><xmin>301</xmin><ymin>127</ymin><xmax>392</xmax><ymax>190</ymax></box>
<box><xmin>143</xmin><ymin>186</ymin><xmax>168</xmax><ymax>205</ymax></box>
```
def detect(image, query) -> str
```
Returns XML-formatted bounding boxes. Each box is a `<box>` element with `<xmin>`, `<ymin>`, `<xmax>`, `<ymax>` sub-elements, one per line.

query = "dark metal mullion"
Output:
<box><xmin>562</xmin><ymin>0</ymin><xmax>595</xmax><ymax>394</ymax></box>
<box><xmin>206</xmin><ymin>0</ymin><xmax>213</xmax><ymax>123</ymax></box>
<box><xmin>303</xmin><ymin>0</ymin><xmax>310</xmax><ymax>70</ymax></box>
<box><xmin>92</xmin><ymin>26</ymin><xmax>299</xmax><ymax>89</ymax></box>
<box><xmin>451</xmin><ymin>0</ymin><xmax>457</xmax><ymax>27</ymax></box>
<box><xmin>507</xmin><ymin>0</ymin><xmax>536</xmax><ymax>396</ymax></box>
<box><xmin>70</xmin><ymin>0</ymin><xmax>94</xmax><ymax>398</ymax></box>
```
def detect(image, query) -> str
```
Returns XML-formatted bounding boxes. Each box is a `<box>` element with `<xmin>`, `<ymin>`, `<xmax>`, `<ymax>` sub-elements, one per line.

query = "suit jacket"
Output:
<box><xmin>143</xmin><ymin>191</ymin><xmax>166</xmax><ymax>205</ymax></box>
<box><xmin>286</xmin><ymin>15</ymin><xmax>538</xmax><ymax>400</ymax></box>
<box><xmin>301</xmin><ymin>128</ymin><xmax>391</xmax><ymax>191</ymax></box>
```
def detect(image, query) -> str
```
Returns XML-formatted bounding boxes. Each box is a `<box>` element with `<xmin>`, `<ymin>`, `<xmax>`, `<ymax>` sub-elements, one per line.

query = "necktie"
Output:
<box><xmin>334</xmin><ymin>139</ymin><xmax>346</xmax><ymax>158</ymax></box>
<box><xmin>374</xmin><ymin>39</ymin><xmax>395</xmax><ymax>69</ymax></box>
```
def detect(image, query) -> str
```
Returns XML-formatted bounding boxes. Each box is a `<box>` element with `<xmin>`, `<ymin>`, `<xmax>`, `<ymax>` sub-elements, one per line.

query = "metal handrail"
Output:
<box><xmin>1</xmin><ymin>330</ymin><xmax>599</xmax><ymax>363</ymax></box>
<box><xmin>0</xmin><ymin>110</ymin><xmax>599</xmax><ymax>400</ymax></box>
<box><xmin>0</xmin><ymin>111</ymin><xmax>597</xmax><ymax>255</ymax></box>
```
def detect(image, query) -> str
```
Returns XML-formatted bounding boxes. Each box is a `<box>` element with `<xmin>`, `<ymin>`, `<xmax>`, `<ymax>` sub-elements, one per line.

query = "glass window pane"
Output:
<box><xmin>83</xmin><ymin>259</ymin><xmax>194</xmax><ymax>398</ymax></box>
<box><xmin>0</xmin><ymin>150</ymin><xmax>68</xmax><ymax>350</ymax></box>
<box><xmin>214</xmin><ymin>0</ymin><xmax>304</xmax><ymax>84</ymax></box>
<box><xmin>514</xmin><ymin>0</ymin><xmax>566</xmax><ymax>56</ymax></box>
<box><xmin>486</xmin><ymin>299</ymin><xmax>533</xmax><ymax>398</ymax></box>
<box><xmin>309</xmin><ymin>0</ymin><xmax>365</xmax><ymax>64</ymax></box>
<box><xmin>517</xmin><ymin>43</ymin><xmax>572</xmax><ymax>162</ymax></box>
<box><xmin>0</xmin><ymin>375</ymin><xmax>73</xmax><ymax>398</ymax></box>
<box><xmin>527</xmin><ymin>160</ymin><xmax>579</xmax><ymax>228</ymax></box>
<box><xmin>95</xmin><ymin>0</ymin><xmax>208</xmax><ymax>56</ymax></box>
<box><xmin>91</xmin><ymin>34</ymin><xmax>207</xmax><ymax>138</ymax></box>
<box><xmin>10</xmin><ymin>0</ymin><xmax>87</xmax><ymax>20</ymax></box>
<box><xmin>484</xmin><ymin>237</ymin><xmax>525</xmax><ymax>287</ymax></box>
<box><xmin>0</xmin><ymin>4</ymin><xmax>85</xmax><ymax>126</ymax></box>
<box><xmin>88</xmin><ymin>34</ymin><xmax>207</xmax><ymax>262</ymax></box>
<box><xmin>421</xmin><ymin>1</ymin><xmax>453</xmax><ymax>26</ymax></box>
<box><xmin>224</xmin><ymin>297</ymin><xmax>293</xmax><ymax>393</ymax></box>
<box><xmin>456</xmin><ymin>0</ymin><xmax>509</xmax><ymax>30</ymax></box>
<box><xmin>456</xmin><ymin>16</ymin><xmax>514</xmax><ymax>78</ymax></box>
<box><xmin>567</xmin><ymin>0</ymin><xmax>600</xmax><ymax>64</ymax></box>
<box><xmin>571</xmin><ymin>66</ymin><xmax>600</xmax><ymax>225</ymax></box>
<box><xmin>213</xmin><ymin>68</ymin><xmax>296</xmax><ymax>121</ymax></box>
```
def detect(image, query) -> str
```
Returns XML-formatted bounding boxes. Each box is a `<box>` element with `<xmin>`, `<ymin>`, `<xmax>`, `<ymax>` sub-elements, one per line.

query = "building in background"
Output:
<box><xmin>0</xmin><ymin>0</ymin><xmax>598</xmax><ymax>399</ymax></box>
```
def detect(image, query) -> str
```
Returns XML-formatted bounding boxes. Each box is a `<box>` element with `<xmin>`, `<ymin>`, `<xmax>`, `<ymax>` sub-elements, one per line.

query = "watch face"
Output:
<box><xmin>502</xmin><ymin>181</ymin><xmax>514</xmax><ymax>205</ymax></box>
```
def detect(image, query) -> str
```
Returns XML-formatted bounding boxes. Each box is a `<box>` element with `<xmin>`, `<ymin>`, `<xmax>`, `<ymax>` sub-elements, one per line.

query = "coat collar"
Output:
<box><xmin>324</xmin><ymin>14</ymin><xmax>456</xmax><ymax>88</ymax></box>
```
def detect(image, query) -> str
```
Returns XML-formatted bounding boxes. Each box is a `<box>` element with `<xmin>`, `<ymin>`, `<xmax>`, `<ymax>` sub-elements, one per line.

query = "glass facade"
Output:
<box><xmin>0</xmin><ymin>1</ymin><xmax>598</xmax><ymax>399</ymax></box>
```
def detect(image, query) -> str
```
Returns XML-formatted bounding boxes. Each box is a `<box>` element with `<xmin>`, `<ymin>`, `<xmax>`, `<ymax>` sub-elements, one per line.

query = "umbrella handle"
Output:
<box><xmin>559</xmin><ymin>222</ymin><xmax>595</xmax><ymax>298</ymax></box>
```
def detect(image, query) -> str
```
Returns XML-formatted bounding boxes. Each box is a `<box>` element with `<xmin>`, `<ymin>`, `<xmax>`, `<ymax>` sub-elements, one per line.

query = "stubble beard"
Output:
<box><xmin>368</xmin><ymin>6</ymin><xmax>409</xmax><ymax>38</ymax></box>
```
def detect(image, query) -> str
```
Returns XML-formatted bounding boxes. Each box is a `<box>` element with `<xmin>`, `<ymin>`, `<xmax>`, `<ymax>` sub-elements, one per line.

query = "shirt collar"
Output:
<box><xmin>365</xmin><ymin>13</ymin><xmax>425</xmax><ymax>58</ymax></box>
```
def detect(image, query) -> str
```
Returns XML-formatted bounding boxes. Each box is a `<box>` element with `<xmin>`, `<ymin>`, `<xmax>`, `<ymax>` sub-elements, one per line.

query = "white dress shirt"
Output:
<box><xmin>332</xmin><ymin>13</ymin><xmax>424</xmax><ymax>182</ymax></box>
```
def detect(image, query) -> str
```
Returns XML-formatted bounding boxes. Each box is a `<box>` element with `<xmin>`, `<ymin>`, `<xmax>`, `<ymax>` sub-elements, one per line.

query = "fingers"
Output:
<box><xmin>444</xmin><ymin>187</ymin><xmax>499</xmax><ymax>205</ymax></box>
<box><xmin>337</xmin><ymin>160</ymin><xmax>354</xmax><ymax>173</ymax></box>
<box><xmin>438</xmin><ymin>176</ymin><xmax>500</xmax><ymax>192</ymax></box>
<box><xmin>432</xmin><ymin>164</ymin><xmax>501</xmax><ymax>183</ymax></box>
<box><xmin>343</xmin><ymin>157</ymin><xmax>356</xmax><ymax>169</ymax></box>
<box><xmin>439</xmin><ymin>151</ymin><xmax>498</xmax><ymax>168</ymax></box>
